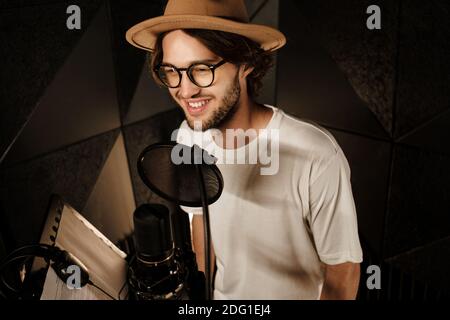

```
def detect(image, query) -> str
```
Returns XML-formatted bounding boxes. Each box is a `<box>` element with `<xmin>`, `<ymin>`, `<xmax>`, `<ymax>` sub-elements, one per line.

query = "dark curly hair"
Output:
<box><xmin>149</xmin><ymin>29</ymin><xmax>274</xmax><ymax>99</ymax></box>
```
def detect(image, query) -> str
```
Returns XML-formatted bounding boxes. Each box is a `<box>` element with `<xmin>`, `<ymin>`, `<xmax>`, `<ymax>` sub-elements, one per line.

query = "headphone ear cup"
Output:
<box><xmin>0</xmin><ymin>244</ymin><xmax>91</xmax><ymax>298</ymax></box>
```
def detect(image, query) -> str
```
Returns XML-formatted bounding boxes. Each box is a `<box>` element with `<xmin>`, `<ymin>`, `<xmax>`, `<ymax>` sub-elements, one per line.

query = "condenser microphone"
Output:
<box><xmin>127</xmin><ymin>203</ymin><xmax>187</xmax><ymax>300</ymax></box>
<box><xmin>133</xmin><ymin>203</ymin><xmax>173</xmax><ymax>262</ymax></box>
<box><xmin>137</xmin><ymin>142</ymin><xmax>224</xmax><ymax>300</ymax></box>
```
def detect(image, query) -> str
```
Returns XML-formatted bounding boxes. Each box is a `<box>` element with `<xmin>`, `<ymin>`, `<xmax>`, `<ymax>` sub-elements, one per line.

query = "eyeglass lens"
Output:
<box><xmin>158</xmin><ymin>64</ymin><xmax>214</xmax><ymax>88</ymax></box>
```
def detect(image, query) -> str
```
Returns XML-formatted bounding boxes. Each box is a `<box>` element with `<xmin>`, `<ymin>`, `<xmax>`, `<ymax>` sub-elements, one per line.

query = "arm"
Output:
<box><xmin>320</xmin><ymin>262</ymin><xmax>360</xmax><ymax>300</ymax></box>
<box><xmin>192</xmin><ymin>214</ymin><xmax>215</xmax><ymax>281</ymax></box>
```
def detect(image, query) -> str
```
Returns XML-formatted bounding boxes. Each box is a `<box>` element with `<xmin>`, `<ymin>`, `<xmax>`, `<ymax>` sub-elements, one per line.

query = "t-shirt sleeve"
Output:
<box><xmin>308</xmin><ymin>148</ymin><xmax>363</xmax><ymax>265</ymax></box>
<box><xmin>179</xmin><ymin>205</ymin><xmax>203</xmax><ymax>215</ymax></box>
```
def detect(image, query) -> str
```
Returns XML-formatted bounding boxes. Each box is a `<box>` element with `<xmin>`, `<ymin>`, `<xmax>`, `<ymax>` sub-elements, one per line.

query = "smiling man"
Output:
<box><xmin>126</xmin><ymin>0</ymin><xmax>363</xmax><ymax>300</ymax></box>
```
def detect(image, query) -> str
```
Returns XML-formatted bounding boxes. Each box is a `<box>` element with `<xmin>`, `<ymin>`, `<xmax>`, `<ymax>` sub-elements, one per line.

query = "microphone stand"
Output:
<box><xmin>195</xmin><ymin>163</ymin><xmax>212</xmax><ymax>300</ymax></box>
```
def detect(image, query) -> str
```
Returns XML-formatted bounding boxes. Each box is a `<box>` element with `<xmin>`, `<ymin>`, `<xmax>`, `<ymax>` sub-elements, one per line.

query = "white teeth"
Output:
<box><xmin>188</xmin><ymin>100</ymin><xmax>209</xmax><ymax>108</ymax></box>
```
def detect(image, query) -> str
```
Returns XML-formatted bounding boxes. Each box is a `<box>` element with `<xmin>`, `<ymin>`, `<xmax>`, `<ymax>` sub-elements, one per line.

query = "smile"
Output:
<box><xmin>188</xmin><ymin>99</ymin><xmax>210</xmax><ymax>108</ymax></box>
<box><xmin>186</xmin><ymin>99</ymin><xmax>210</xmax><ymax>116</ymax></box>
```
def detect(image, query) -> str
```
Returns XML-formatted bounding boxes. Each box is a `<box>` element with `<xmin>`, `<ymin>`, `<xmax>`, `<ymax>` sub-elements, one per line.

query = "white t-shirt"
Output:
<box><xmin>175</xmin><ymin>105</ymin><xmax>363</xmax><ymax>300</ymax></box>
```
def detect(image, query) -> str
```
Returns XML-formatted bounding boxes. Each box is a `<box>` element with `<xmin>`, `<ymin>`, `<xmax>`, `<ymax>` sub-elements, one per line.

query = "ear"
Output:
<box><xmin>239</xmin><ymin>64</ymin><xmax>255</xmax><ymax>79</ymax></box>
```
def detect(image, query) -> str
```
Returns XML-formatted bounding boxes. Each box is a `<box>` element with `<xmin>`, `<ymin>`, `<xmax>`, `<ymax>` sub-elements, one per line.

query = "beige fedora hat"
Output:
<box><xmin>125</xmin><ymin>0</ymin><xmax>286</xmax><ymax>52</ymax></box>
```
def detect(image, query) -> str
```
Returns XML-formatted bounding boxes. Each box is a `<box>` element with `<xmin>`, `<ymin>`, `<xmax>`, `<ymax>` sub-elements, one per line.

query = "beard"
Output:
<box><xmin>185</xmin><ymin>72</ymin><xmax>240</xmax><ymax>131</ymax></box>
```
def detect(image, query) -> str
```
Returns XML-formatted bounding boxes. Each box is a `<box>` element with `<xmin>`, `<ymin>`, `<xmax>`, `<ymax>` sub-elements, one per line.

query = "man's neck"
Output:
<box><xmin>217</xmin><ymin>96</ymin><xmax>272</xmax><ymax>132</ymax></box>
<box><xmin>215</xmin><ymin>95</ymin><xmax>273</xmax><ymax>149</ymax></box>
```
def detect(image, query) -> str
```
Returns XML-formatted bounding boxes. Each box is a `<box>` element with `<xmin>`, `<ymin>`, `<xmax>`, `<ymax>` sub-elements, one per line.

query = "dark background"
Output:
<box><xmin>0</xmin><ymin>0</ymin><xmax>449</xmax><ymax>299</ymax></box>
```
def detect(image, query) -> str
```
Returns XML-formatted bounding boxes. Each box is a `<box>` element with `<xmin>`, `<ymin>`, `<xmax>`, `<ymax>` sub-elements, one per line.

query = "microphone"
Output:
<box><xmin>137</xmin><ymin>142</ymin><xmax>224</xmax><ymax>300</ymax></box>
<box><xmin>127</xmin><ymin>203</ymin><xmax>187</xmax><ymax>300</ymax></box>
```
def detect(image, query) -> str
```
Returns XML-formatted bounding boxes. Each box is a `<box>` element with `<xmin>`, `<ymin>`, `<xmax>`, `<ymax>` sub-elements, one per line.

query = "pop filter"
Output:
<box><xmin>137</xmin><ymin>142</ymin><xmax>223</xmax><ymax>207</ymax></box>
<box><xmin>137</xmin><ymin>142</ymin><xmax>223</xmax><ymax>300</ymax></box>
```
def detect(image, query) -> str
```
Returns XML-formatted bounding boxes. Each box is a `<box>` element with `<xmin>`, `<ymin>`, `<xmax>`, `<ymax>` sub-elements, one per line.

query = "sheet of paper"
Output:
<box><xmin>39</xmin><ymin>203</ymin><xmax>128</xmax><ymax>300</ymax></box>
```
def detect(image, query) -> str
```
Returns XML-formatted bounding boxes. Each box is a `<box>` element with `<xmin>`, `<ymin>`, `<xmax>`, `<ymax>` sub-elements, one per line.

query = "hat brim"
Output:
<box><xmin>125</xmin><ymin>15</ymin><xmax>286</xmax><ymax>52</ymax></box>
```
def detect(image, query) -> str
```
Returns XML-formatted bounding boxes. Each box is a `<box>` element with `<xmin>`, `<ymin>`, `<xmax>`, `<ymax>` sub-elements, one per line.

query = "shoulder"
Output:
<box><xmin>278</xmin><ymin>108</ymin><xmax>340</xmax><ymax>158</ymax></box>
<box><xmin>276</xmin><ymin>108</ymin><xmax>349</xmax><ymax>182</ymax></box>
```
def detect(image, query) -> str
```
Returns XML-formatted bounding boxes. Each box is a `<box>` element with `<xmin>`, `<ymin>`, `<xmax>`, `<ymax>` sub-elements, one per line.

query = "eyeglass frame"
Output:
<box><xmin>154</xmin><ymin>60</ymin><xmax>227</xmax><ymax>88</ymax></box>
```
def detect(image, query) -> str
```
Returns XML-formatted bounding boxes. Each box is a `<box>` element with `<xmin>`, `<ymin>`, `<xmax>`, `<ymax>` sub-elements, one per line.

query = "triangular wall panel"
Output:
<box><xmin>291</xmin><ymin>0</ymin><xmax>399</xmax><ymax>136</ymax></box>
<box><xmin>109</xmin><ymin>0</ymin><xmax>166</xmax><ymax>120</ymax></box>
<box><xmin>394</xmin><ymin>0</ymin><xmax>450</xmax><ymax>139</ymax></box>
<box><xmin>0</xmin><ymin>129</ymin><xmax>119</xmax><ymax>249</ymax></box>
<box><xmin>277</xmin><ymin>0</ymin><xmax>389</xmax><ymax>140</ymax></box>
<box><xmin>398</xmin><ymin>109</ymin><xmax>450</xmax><ymax>156</ymax></box>
<box><xmin>83</xmin><ymin>132</ymin><xmax>136</xmax><ymax>244</ymax></box>
<box><xmin>123</xmin><ymin>62</ymin><xmax>178</xmax><ymax>126</ymax></box>
<box><xmin>0</xmin><ymin>0</ymin><xmax>102</xmax><ymax>163</ymax></box>
<box><xmin>3</xmin><ymin>3</ymin><xmax>120</xmax><ymax>166</ymax></box>
<box><xmin>384</xmin><ymin>144</ymin><xmax>450</xmax><ymax>258</ymax></box>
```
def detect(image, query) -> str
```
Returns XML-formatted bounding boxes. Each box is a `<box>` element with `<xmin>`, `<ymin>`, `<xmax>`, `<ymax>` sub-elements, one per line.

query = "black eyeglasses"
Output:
<box><xmin>154</xmin><ymin>60</ymin><xmax>227</xmax><ymax>88</ymax></box>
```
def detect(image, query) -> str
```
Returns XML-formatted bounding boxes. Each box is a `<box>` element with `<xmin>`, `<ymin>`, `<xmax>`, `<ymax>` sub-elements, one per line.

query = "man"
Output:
<box><xmin>126</xmin><ymin>0</ymin><xmax>363</xmax><ymax>300</ymax></box>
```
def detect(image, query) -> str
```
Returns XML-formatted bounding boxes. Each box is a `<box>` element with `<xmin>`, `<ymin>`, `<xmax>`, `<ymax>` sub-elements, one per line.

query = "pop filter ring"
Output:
<box><xmin>137</xmin><ymin>142</ymin><xmax>224</xmax><ymax>207</ymax></box>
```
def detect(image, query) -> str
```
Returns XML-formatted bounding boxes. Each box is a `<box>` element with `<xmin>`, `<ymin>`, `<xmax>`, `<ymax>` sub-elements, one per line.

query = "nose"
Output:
<box><xmin>177</xmin><ymin>71</ymin><xmax>200</xmax><ymax>99</ymax></box>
